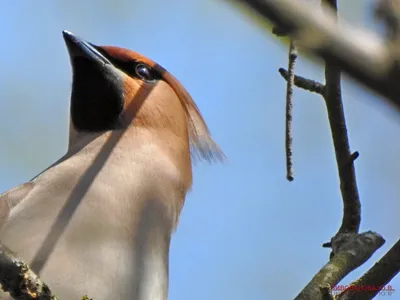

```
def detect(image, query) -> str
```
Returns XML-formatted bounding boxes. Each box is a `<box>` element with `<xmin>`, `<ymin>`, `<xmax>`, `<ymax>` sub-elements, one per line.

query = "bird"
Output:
<box><xmin>0</xmin><ymin>30</ymin><xmax>223</xmax><ymax>300</ymax></box>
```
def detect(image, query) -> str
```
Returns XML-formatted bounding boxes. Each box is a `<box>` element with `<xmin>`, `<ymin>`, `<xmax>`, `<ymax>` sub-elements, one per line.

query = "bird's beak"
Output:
<box><xmin>62</xmin><ymin>30</ymin><xmax>112</xmax><ymax>66</ymax></box>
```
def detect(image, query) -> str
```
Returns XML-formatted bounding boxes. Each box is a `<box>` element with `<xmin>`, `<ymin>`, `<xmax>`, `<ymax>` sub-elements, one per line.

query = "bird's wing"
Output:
<box><xmin>0</xmin><ymin>149</ymin><xmax>75</xmax><ymax>228</ymax></box>
<box><xmin>0</xmin><ymin>182</ymin><xmax>35</xmax><ymax>228</ymax></box>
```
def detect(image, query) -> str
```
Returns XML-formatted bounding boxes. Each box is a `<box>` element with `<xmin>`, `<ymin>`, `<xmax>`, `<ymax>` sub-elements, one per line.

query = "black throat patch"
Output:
<box><xmin>70</xmin><ymin>57</ymin><xmax>124</xmax><ymax>132</ymax></box>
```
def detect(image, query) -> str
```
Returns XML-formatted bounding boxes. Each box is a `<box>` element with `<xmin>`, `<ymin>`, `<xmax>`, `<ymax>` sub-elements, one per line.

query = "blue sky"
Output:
<box><xmin>0</xmin><ymin>0</ymin><xmax>398</xmax><ymax>299</ymax></box>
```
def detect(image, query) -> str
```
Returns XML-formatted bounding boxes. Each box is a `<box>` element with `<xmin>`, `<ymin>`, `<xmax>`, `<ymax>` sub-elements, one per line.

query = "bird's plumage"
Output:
<box><xmin>0</xmin><ymin>31</ymin><xmax>223</xmax><ymax>300</ymax></box>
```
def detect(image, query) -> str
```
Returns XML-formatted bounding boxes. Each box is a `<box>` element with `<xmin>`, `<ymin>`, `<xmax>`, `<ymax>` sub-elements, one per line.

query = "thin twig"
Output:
<box><xmin>277</xmin><ymin>0</ymin><xmax>361</xmax><ymax>233</ymax></box>
<box><xmin>279</xmin><ymin>68</ymin><xmax>325</xmax><ymax>95</ymax></box>
<box><xmin>285</xmin><ymin>40</ymin><xmax>297</xmax><ymax>181</ymax></box>
<box><xmin>322</xmin><ymin>0</ymin><xmax>361</xmax><ymax>235</ymax></box>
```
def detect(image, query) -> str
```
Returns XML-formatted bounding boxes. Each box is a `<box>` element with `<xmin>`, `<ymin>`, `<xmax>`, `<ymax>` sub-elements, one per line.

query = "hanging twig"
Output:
<box><xmin>285</xmin><ymin>40</ymin><xmax>297</xmax><ymax>181</ymax></box>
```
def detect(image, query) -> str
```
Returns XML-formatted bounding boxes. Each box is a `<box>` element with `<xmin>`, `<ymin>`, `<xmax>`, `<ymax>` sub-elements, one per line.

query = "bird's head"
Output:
<box><xmin>62</xmin><ymin>31</ymin><xmax>224</xmax><ymax>167</ymax></box>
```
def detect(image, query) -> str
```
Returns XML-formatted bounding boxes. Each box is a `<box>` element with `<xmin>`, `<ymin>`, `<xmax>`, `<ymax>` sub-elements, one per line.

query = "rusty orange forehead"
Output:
<box><xmin>97</xmin><ymin>45</ymin><xmax>166</xmax><ymax>74</ymax></box>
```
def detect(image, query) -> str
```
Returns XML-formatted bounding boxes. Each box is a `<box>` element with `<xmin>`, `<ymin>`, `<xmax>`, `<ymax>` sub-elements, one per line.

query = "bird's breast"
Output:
<box><xmin>1</xmin><ymin>144</ymin><xmax>180</xmax><ymax>300</ymax></box>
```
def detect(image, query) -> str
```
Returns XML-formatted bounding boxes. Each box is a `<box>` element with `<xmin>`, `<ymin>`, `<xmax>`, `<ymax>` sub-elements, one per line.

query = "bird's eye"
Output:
<box><xmin>135</xmin><ymin>63</ymin><xmax>155</xmax><ymax>82</ymax></box>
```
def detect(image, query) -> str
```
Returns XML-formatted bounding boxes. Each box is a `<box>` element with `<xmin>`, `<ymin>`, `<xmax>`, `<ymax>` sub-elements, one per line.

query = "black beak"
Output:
<box><xmin>62</xmin><ymin>30</ymin><xmax>111</xmax><ymax>66</ymax></box>
<box><xmin>62</xmin><ymin>30</ymin><xmax>124</xmax><ymax>132</ymax></box>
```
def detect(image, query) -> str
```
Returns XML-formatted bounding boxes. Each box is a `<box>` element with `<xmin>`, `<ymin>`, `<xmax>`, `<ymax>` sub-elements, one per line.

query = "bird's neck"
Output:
<box><xmin>67</xmin><ymin>126</ymin><xmax>193</xmax><ymax>193</ymax></box>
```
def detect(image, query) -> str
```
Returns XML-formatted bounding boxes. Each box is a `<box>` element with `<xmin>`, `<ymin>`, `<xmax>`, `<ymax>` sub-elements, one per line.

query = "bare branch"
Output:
<box><xmin>321</xmin><ymin>0</ymin><xmax>361</xmax><ymax>235</ymax></box>
<box><xmin>266</xmin><ymin>1</ymin><xmax>384</xmax><ymax>298</ymax></box>
<box><xmin>228</xmin><ymin>0</ymin><xmax>400</xmax><ymax>111</ymax></box>
<box><xmin>279</xmin><ymin>69</ymin><xmax>325</xmax><ymax>95</ymax></box>
<box><xmin>278</xmin><ymin>0</ymin><xmax>361</xmax><ymax>234</ymax></box>
<box><xmin>295</xmin><ymin>231</ymin><xmax>385</xmax><ymax>300</ymax></box>
<box><xmin>0</xmin><ymin>243</ymin><xmax>59</xmax><ymax>300</ymax></box>
<box><xmin>337</xmin><ymin>238</ymin><xmax>400</xmax><ymax>299</ymax></box>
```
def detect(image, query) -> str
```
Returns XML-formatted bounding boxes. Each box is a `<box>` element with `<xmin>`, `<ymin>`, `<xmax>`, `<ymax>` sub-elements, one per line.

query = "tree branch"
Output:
<box><xmin>244</xmin><ymin>0</ymin><xmax>394</xmax><ymax>298</ymax></box>
<box><xmin>0</xmin><ymin>243</ymin><xmax>59</xmax><ymax>300</ymax></box>
<box><xmin>225</xmin><ymin>0</ymin><xmax>400</xmax><ymax>298</ymax></box>
<box><xmin>337</xmin><ymin>238</ymin><xmax>400</xmax><ymax>299</ymax></box>
<box><xmin>295</xmin><ymin>231</ymin><xmax>385</xmax><ymax>300</ymax></box>
<box><xmin>229</xmin><ymin>0</ymin><xmax>400</xmax><ymax>111</ymax></box>
<box><xmin>279</xmin><ymin>68</ymin><xmax>325</xmax><ymax>95</ymax></box>
<box><xmin>322</xmin><ymin>0</ymin><xmax>361</xmax><ymax>235</ymax></box>
<box><xmin>279</xmin><ymin>0</ymin><xmax>361</xmax><ymax>235</ymax></box>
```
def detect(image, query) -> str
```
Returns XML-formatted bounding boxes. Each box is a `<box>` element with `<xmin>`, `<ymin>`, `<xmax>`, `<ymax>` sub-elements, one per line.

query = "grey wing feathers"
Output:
<box><xmin>0</xmin><ymin>182</ymin><xmax>35</xmax><ymax>228</ymax></box>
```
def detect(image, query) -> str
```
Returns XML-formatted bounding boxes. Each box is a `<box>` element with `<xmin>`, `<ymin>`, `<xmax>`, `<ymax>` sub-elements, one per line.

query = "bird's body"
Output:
<box><xmin>0</xmin><ymin>31</ymin><xmax>222</xmax><ymax>300</ymax></box>
<box><xmin>2</xmin><ymin>132</ymin><xmax>176</xmax><ymax>299</ymax></box>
